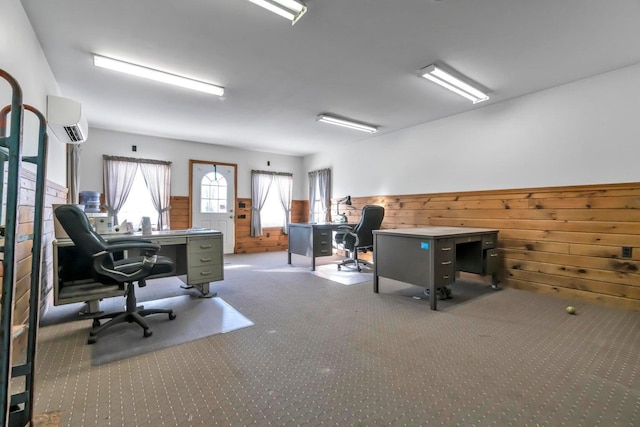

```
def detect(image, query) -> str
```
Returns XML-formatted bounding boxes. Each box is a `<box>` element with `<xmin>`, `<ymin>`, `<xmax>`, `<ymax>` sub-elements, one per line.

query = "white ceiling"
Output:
<box><xmin>21</xmin><ymin>0</ymin><xmax>640</xmax><ymax>156</ymax></box>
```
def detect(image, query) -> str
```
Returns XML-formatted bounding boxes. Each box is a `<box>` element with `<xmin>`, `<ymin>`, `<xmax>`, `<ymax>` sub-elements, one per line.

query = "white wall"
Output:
<box><xmin>79</xmin><ymin>128</ymin><xmax>305</xmax><ymax>199</ymax></box>
<box><xmin>304</xmin><ymin>63</ymin><xmax>640</xmax><ymax>198</ymax></box>
<box><xmin>0</xmin><ymin>0</ymin><xmax>66</xmax><ymax>184</ymax></box>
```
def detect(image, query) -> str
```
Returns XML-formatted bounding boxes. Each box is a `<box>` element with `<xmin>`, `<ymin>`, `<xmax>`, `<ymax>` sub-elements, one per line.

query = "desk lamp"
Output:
<box><xmin>336</xmin><ymin>195</ymin><xmax>352</xmax><ymax>223</ymax></box>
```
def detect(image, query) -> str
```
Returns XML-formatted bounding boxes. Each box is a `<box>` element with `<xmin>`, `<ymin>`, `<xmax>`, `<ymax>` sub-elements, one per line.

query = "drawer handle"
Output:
<box><xmin>200</xmin><ymin>244</ymin><xmax>212</xmax><ymax>249</ymax></box>
<box><xmin>320</xmin><ymin>241</ymin><xmax>327</xmax><ymax>244</ymax></box>
<box><xmin>484</xmin><ymin>241</ymin><xmax>493</xmax><ymax>245</ymax></box>
<box><xmin>441</xmin><ymin>261</ymin><xmax>452</xmax><ymax>265</ymax></box>
<box><xmin>200</xmin><ymin>257</ymin><xmax>212</xmax><ymax>262</ymax></box>
<box><xmin>443</xmin><ymin>275</ymin><xmax>449</xmax><ymax>279</ymax></box>
<box><xmin>320</xmin><ymin>250</ymin><xmax>329</xmax><ymax>254</ymax></box>
<box><xmin>490</xmin><ymin>253</ymin><xmax>498</xmax><ymax>257</ymax></box>
<box><xmin>441</xmin><ymin>247</ymin><xmax>452</xmax><ymax>251</ymax></box>
<box><xmin>200</xmin><ymin>271</ymin><xmax>212</xmax><ymax>276</ymax></box>
<box><xmin>320</xmin><ymin>232</ymin><xmax>328</xmax><ymax>236</ymax></box>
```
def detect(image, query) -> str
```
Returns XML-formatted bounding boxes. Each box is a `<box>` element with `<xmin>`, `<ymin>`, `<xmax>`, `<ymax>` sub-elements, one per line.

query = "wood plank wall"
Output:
<box><xmin>169</xmin><ymin>183</ymin><xmax>639</xmax><ymax>310</ymax></box>
<box><xmin>169</xmin><ymin>196</ymin><xmax>189</xmax><ymax>230</ymax></box>
<box><xmin>168</xmin><ymin>196</ymin><xmax>308</xmax><ymax>254</ymax></box>
<box><xmin>336</xmin><ymin>182</ymin><xmax>640</xmax><ymax>311</ymax></box>
<box><xmin>0</xmin><ymin>170</ymin><xmax>66</xmax><ymax>359</ymax></box>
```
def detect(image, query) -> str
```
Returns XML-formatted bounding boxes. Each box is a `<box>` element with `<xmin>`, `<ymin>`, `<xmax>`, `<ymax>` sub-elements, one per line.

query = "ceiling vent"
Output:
<box><xmin>46</xmin><ymin>95</ymin><xmax>88</xmax><ymax>143</ymax></box>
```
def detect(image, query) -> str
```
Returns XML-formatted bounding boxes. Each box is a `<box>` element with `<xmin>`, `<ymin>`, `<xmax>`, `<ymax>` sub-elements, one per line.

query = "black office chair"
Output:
<box><xmin>335</xmin><ymin>205</ymin><xmax>385</xmax><ymax>271</ymax></box>
<box><xmin>54</xmin><ymin>204</ymin><xmax>176</xmax><ymax>344</ymax></box>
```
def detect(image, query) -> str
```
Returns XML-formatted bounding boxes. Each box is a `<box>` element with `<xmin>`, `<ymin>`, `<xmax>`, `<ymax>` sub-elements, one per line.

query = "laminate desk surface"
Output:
<box><xmin>373</xmin><ymin>226</ymin><xmax>500</xmax><ymax>310</ymax></box>
<box><xmin>373</xmin><ymin>226</ymin><xmax>497</xmax><ymax>237</ymax></box>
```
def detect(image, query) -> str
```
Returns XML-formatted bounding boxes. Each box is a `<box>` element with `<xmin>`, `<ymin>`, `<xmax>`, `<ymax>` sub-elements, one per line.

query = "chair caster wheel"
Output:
<box><xmin>92</xmin><ymin>319</ymin><xmax>101</xmax><ymax>328</ymax></box>
<box><xmin>88</xmin><ymin>337</ymin><xmax>97</xmax><ymax>345</ymax></box>
<box><xmin>337</xmin><ymin>265</ymin><xmax>341</xmax><ymax>270</ymax></box>
<box><xmin>143</xmin><ymin>329</ymin><xmax>153</xmax><ymax>338</ymax></box>
<box><xmin>169</xmin><ymin>313</ymin><xmax>177</xmax><ymax>320</ymax></box>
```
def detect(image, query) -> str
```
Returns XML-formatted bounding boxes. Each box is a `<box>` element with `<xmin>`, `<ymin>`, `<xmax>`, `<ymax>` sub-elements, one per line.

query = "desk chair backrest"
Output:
<box><xmin>54</xmin><ymin>204</ymin><xmax>114</xmax><ymax>272</ymax></box>
<box><xmin>350</xmin><ymin>205</ymin><xmax>385</xmax><ymax>250</ymax></box>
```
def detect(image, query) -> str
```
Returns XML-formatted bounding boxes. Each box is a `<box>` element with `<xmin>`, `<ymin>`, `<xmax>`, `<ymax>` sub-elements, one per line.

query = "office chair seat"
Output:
<box><xmin>54</xmin><ymin>204</ymin><xmax>177</xmax><ymax>344</ymax></box>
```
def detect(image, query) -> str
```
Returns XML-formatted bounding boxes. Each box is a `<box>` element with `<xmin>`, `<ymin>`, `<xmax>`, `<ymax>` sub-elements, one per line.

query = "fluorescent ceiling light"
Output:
<box><xmin>248</xmin><ymin>0</ymin><xmax>307</xmax><ymax>25</ymax></box>
<box><xmin>419</xmin><ymin>64</ymin><xmax>489</xmax><ymax>104</ymax></box>
<box><xmin>317</xmin><ymin>114</ymin><xmax>379</xmax><ymax>134</ymax></box>
<box><xmin>93</xmin><ymin>55</ymin><xmax>225</xmax><ymax>97</ymax></box>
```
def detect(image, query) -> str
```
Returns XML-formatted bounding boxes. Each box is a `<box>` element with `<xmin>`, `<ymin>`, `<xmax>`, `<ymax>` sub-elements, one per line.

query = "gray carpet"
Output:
<box><xmin>91</xmin><ymin>295</ymin><xmax>253</xmax><ymax>365</ymax></box>
<box><xmin>34</xmin><ymin>251</ymin><xmax>640</xmax><ymax>426</ymax></box>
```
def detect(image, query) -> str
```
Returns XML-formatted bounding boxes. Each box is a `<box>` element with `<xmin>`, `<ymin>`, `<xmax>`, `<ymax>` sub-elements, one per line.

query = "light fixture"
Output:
<box><xmin>336</xmin><ymin>195</ymin><xmax>352</xmax><ymax>223</ymax></box>
<box><xmin>419</xmin><ymin>64</ymin><xmax>489</xmax><ymax>104</ymax></box>
<box><xmin>316</xmin><ymin>114</ymin><xmax>379</xmax><ymax>134</ymax></box>
<box><xmin>93</xmin><ymin>55</ymin><xmax>225</xmax><ymax>97</ymax></box>
<box><xmin>247</xmin><ymin>0</ymin><xmax>307</xmax><ymax>25</ymax></box>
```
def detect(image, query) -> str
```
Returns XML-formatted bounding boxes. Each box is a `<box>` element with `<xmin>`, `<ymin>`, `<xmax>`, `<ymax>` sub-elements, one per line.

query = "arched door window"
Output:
<box><xmin>201</xmin><ymin>172</ymin><xmax>228</xmax><ymax>213</ymax></box>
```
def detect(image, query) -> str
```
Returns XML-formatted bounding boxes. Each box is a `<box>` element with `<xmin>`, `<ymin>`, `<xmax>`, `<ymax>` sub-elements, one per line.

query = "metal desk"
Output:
<box><xmin>373</xmin><ymin>226</ymin><xmax>499</xmax><ymax>310</ymax></box>
<box><xmin>288</xmin><ymin>223</ymin><xmax>348</xmax><ymax>270</ymax></box>
<box><xmin>53</xmin><ymin>229</ymin><xmax>224</xmax><ymax>312</ymax></box>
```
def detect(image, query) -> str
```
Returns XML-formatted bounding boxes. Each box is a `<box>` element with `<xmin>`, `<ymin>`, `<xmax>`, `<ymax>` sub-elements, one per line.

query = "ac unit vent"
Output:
<box><xmin>64</xmin><ymin>126</ymin><xmax>84</xmax><ymax>142</ymax></box>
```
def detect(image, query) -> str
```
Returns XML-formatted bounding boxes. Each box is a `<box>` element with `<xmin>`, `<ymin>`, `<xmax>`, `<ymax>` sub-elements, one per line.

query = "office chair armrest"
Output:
<box><xmin>334</xmin><ymin>225</ymin><xmax>353</xmax><ymax>245</ymax></box>
<box><xmin>336</xmin><ymin>226</ymin><xmax>359</xmax><ymax>249</ymax></box>
<box><xmin>101</xmin><ymin>242</ymin><xmax>161</xmax><ymax>256</ymax></box>
<box><xmin>106</xmin><ymin>237</ymin><xmax>153</xmax><ymax>245</ymax></box>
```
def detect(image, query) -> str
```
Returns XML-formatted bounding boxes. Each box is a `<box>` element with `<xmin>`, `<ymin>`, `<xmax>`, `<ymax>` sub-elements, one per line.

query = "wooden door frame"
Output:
<box><xmin>188</xmin><ymin>159</ymin><xmax>238</xmax><ymax>253</ymax></box>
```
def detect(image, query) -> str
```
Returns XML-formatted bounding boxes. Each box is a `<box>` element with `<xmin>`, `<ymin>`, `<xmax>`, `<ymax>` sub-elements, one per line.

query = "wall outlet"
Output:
<box><xmin>622</xmin><ymin>246</ymin><xmax>632</xmax><ymax>258</ymax></box>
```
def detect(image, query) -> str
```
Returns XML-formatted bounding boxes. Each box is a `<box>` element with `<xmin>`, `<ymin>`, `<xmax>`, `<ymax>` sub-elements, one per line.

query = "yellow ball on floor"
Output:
<box><xmin>566</xmin><ymin>306</ymin><xmax>576</xmax><ymax>315</ymax></box>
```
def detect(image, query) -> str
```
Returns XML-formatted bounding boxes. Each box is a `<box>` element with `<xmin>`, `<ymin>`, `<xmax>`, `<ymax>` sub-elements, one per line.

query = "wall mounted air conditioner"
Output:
<box><xmin>47</xmin><ymin>95</ymin><xmax>88</xmax><ymax>143</ymax></box>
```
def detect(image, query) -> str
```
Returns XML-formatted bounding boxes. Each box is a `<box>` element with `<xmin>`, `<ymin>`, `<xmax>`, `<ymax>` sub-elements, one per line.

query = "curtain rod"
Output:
<box><xmin>309</xmin><ymin>167</ymin><xmax>330</xmax><ymax>174</ymax></box>
<box><xmin>252</xmin><ymin>170</ymin><xmax>293</xmax><ymax>177</ymax></box>
<box><xmin>103</xmin><ymin>155</ymin><xmax>172</xmax><ymax>165</ymax></box>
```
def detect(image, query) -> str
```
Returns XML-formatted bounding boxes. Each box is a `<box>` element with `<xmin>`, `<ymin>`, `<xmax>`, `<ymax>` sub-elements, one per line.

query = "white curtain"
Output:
<box><xmin>140</xmin><ymin>161</ymin><xmax>172</xmax><ymax>230</ymax></box>
<box><xmin>308</xmin><ymin>168</ymin><xmax>331</xmax><ymax>223</ymax></box>
<box><xmin>275</xmin><ymin>174</ymin><xmax>293</xmax><ymax>234</ymax></box>
<box><xmin>250</xmin><ymin>171</ymin><xmax>272</xmax><ymax>237</ymax></box>
<box><xmin>103</xmin><ymin>156</ymin><xmax>138</xmax><ymax>224</ymax></box>
<box><xmin>66</xmin><ymin>144</ymin><xmax>81</xmax><ymax>204</ymax></box>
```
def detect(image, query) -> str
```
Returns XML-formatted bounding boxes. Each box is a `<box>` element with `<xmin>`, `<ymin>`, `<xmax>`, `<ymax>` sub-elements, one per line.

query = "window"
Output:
<box><xmin>310</xmin><ymin>180</ymin><xmax>323</xmax><ymax>223</ymax></box>
<box><xmin>200</xmin><ymin>172</ymin><xmax>228</xmax><ymax>213</ymax></box>
<box><xmin>308</xmin><ymin>168</ymin><xmax>330</xmax><ymax>223</ymax></box>
<box><xmin>103</xmin><ymin>156</ymin><xmax>172</xmax><ymax>231</ymax></box>
<box><xmin>250</xmin><ymin>171</ymin><xmax>292</xmax><ymax>236</ymax></box>
<box><xmin>118</xmin><ymin>167</ymin><xmax>158</xmax><ymax>230</ymax></box>
<box><xmin>261</xmin><ymin>189</ymin><xmax>285</xmax><ymax>228</ymax></box>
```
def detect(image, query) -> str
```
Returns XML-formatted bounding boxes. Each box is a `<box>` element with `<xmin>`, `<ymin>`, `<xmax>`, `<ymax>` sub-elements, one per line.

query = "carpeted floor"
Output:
<box><xmin>34</xmin><ymin>251</ymin><xmax>640</xmax><ymax>426</ymax></box>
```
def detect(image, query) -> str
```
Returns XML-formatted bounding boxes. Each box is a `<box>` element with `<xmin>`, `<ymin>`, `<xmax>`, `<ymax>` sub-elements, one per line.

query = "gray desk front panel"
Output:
<box><xmin>374</xmin><ymin>234</ymin><xmax>434</xmax><ymax>288</ymax></box>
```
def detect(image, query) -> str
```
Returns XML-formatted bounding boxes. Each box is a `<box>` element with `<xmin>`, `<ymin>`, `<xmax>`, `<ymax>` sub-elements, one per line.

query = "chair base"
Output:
<box><xmin>337</xmin><ymin>257</ymin><xmax>373</xmax><ymax>272</ymax></box>
<box><xmin>87</xmin><ymin>283</ymin><xmax>176</xmax><ymax>344</ymax></box>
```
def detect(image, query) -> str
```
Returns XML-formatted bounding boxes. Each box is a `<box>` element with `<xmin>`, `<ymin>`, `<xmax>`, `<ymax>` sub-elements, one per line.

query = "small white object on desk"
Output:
<box><xmin>141</xmin><ymin>216</ymin><xmax>152</xmax><ymax>235</ymax></box>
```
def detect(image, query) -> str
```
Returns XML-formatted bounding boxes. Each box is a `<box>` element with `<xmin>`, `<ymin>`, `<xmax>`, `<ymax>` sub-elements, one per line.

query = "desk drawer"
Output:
<box><xmin>148</xmin><ymin>236</ymin><xmax>187</xmax><ymax>246</ymax></box>
<box><xmin>434</xmin><ymin>239</ymin><xmax>454</xmax><ymax>263</ymax></box>
<box><xmin>187</xmin><ymin>264</ymin><xmax>223</xmax><ymax>284</ymax></box>
<box><xmin>313</xmin><ymin>229</ymin><xmax>333</xmax><ymax>257</ymax></box>
<box><xmin>188</xmin><ymin>236</ymin><xmax>222</xmax><ymax>255</ymax></box>
<box><xmin>190</xmin><ymin>252</ymin><xmax>221</xmax><ymax>268</ymax></box>
<box><xmin>482</xmin><ymin>234</ymin><xmax>496</xmax><ymax>249</ymax></box>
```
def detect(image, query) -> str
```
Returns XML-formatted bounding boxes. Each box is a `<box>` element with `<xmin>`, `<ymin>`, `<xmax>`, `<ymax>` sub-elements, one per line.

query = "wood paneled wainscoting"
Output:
<box><xmin>335</xmin><ymin>182</ymin><xmax>640</xmax><ymax>311</ymax></box>
<box><xmin>169</xmin><ymin>196</ymin><xmax>309</xmax><ymax>254</ymax></box>
<box><xmin>0</xmin><ymin>170</ymin><xmax>67</xmax><ymax>359</ymax></box>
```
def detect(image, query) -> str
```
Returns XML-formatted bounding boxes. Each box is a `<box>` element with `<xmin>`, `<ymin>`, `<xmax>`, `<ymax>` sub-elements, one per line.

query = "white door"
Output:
<box><xmin>191</xmin><ymin>162</ymin><xmax>236</xmax><ymax>254</ymax></box>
